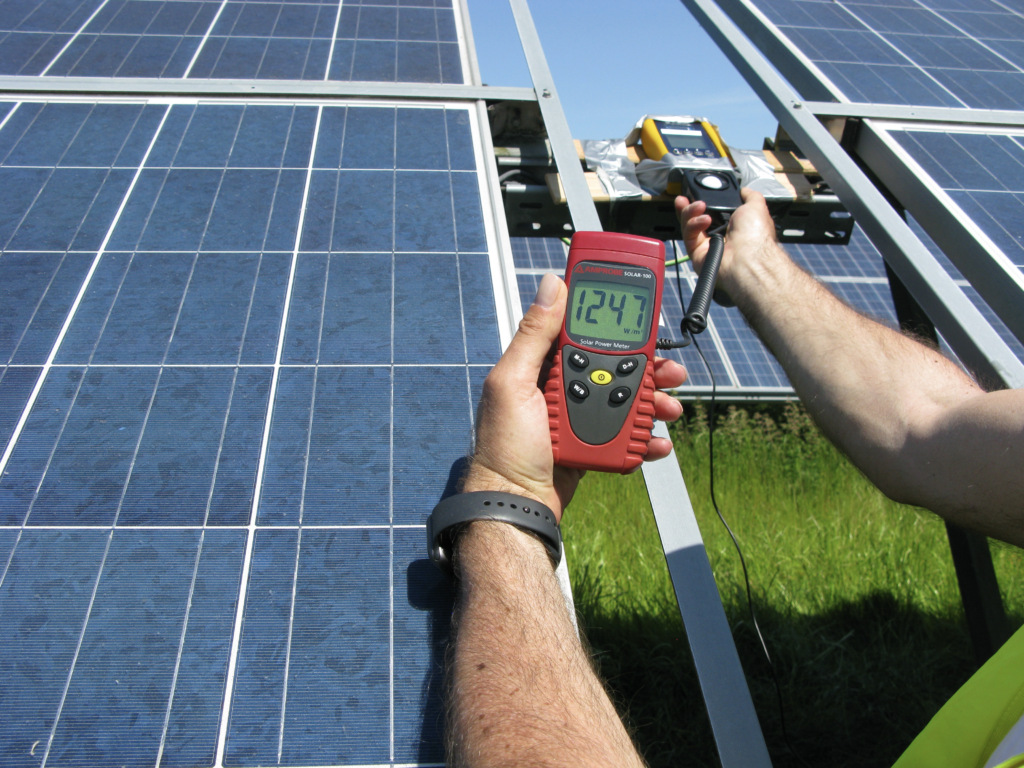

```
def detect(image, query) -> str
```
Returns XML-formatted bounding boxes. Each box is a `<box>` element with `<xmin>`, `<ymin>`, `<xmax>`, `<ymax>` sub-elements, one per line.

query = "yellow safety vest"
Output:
<box><xmin>893</xmin><ymin>624</ymin><xmax>1024</xmax><ymax>768</ymax></box>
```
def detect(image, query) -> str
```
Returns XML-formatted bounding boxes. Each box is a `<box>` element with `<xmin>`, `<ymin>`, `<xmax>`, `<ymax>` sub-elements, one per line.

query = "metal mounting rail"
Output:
<box><xmin>507</xmin><ymin>1</ymin><xmax>773</xmax><ymax>765</ymax></box>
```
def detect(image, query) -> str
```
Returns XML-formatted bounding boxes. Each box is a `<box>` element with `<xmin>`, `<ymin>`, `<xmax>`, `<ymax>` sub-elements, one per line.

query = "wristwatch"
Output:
<box><xmin>426</xmin><ymin>491</ymin><xmax>562</xmax><ymax>578</ymax></box>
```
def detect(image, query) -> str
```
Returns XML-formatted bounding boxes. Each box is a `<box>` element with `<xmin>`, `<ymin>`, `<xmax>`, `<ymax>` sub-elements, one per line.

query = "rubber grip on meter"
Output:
<box><xmin>684</xmin><ymin>233</ymin><xmax>725</xmax><ymax>334</ymax></box>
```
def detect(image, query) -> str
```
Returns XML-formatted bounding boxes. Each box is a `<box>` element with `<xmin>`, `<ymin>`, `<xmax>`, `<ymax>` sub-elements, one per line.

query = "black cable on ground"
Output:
<box><xmin>679</xmin><ymin>255</ymin><xmax>812</xmax><ymax>768</ymax></box>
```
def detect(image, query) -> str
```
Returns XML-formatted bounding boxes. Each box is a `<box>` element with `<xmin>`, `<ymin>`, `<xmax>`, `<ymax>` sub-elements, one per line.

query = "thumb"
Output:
<box><xmin>498</xmin><ymin>273</ymin><xmax>567</xmax><ymax>379</ymax></box>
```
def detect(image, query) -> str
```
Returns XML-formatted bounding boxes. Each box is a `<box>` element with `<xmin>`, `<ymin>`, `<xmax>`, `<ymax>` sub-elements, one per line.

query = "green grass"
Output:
<box><xmin>562</xmin><ymin>403</ymin><xmax>1024</xmax><ymax>768</ymax></box>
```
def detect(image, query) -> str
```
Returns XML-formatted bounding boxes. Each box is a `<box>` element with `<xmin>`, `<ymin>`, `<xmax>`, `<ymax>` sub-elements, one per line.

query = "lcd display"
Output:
<box><xmin>568</xmin><ymin>280</ymin><xmax>652</xmax><ymax>343</ymax></box>
<box><xmin>658</xmin><ymin>124</ymin><xmax>718</xmax><ymax>158</ymax></box>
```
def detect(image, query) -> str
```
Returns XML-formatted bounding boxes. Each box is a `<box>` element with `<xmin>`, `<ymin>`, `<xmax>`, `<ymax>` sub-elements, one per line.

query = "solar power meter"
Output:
<box><xmin>544</xmin><ymin>231</ymin><xmax>665</xmax><ymax>473</ymax></box>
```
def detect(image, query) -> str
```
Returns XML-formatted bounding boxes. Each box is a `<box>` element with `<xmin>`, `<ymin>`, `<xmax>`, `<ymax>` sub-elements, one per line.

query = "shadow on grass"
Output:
<box><xmin>574</xmin><ymin>566</ymin><xmax>994</xmax><ymax>768</ymax></box>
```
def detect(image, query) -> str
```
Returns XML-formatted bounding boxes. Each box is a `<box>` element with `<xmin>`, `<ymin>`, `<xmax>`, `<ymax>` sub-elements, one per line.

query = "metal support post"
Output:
<box><xmin>506</xmin><ymin>2</ymin><xmax>772</xmax><ymax>765</ymax></box>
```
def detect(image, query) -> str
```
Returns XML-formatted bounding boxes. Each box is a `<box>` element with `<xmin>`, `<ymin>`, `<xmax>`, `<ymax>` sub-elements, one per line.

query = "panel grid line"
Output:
<box><xmin>155</xmin><ymin>527</ymin><xmax>207</xmax><ymax>767</ymax></box>
<box><xmin>39</xmin><ymin>0</ymin><xmax>114</xmax><ymax>77</ymax></box>
<box><xmin>444</xmin><ymin>106</ymin><xmax>476</xmax><ymax>431</ymax></box>
<box><xmin>0</xmin><ymin>104</ymin><xmax>172</xmax><ymax>479</ymax></box>
<box><xmin>183</xmin><ymin>0</ymin><xmax>231</xmax><ymax>79</ymax></box>
<box><xmin>388</xmin><ymin>97</ymin><xmax>397</xmax><ymax>766</ymax></box>
<box><xmin>323</xmin><ymin>0</ymin><xmax>345</xmax><ymax>81</ymax></box>
<box><xmin>4</xmin><ymin>251</ymin><xmax>69</xmax><ymax>366</ymax></box>
<box><xmin>213</xmin><ymin>102</ymin><xmax>324</xmax><ymax>768</ymax></box>
<box><xmin>39</xmin><ymin>528</ymin><xmax>116</xmax><ymax>768</ymax></box>
<box><xmin>909</xmin><ymin>0</ymin><xmax>1024</xmax><ymax>75</ymax></box>
<box><xmin>21</xmin><ymin>369</ymin><xmax>88</xmax><ymax>525</ymax></box>
<box><xmin>832</xmin><ymin>0</ymin><xmax>967</xmax><ymax>108</ymax></box>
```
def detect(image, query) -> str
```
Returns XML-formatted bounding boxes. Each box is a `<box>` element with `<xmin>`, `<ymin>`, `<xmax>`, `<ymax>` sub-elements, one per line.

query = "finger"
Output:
<box><xmin>654</xmin><ymin>391</ymin><xmax>683</xmax><ymax>422</ymax></box>
<box><xmin>739</xmin><ymin>187</ymin><xmax>767</xmax><ymax>206</ymax></box>
<box><xmin>683</xmin><ymin>213</ymin><xmax>712</xmax><ymax>243</ymax></box>
<box><xmin>644</xmin><ymin>437</ymin><xmax>674</xmax><ymax>462</ymax></box>
<box><xmin>496</xmin><ymin>273</ymin><xmax>567</xmax><ymax>380</ymax></box>
<box><xmin>653</xmin><ymin>357</ymin><xmax>687</xmax><ymax>388</ymax></box>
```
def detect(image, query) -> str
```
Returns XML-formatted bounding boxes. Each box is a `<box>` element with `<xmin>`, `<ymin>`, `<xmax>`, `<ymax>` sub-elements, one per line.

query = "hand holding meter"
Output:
<box><xmin>544</xmin><ymin>232</ymin><xmax>665</xmax><ymax>473</ymax></box>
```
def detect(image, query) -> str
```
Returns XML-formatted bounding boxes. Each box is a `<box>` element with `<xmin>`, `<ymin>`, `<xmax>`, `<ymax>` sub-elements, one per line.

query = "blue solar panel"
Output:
<box><xmin>42</xmin><ymin>0</ymin><xmax>222</xmax><ymax>77</ymax></box>
<box><xmin>0</xmin><ymin>0</ymin><xmax>464</xmax><ymax>81</ymax></box>
<box><xmin>786</xmin><ymin>224</ymin><xmax>887</xmax><ymax>278</ymax></box>
<box><xmin>0</xmin><ymin>98</ymin><xmax>494</xmax><ymax>766</ymax></box>
<box><xmin>750</xmin><ymin>0</ymin><xmax>1024</xmax><ymax>109</ymax></box>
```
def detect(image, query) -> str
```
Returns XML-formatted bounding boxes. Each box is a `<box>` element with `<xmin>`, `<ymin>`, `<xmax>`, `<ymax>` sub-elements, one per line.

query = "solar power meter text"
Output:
<box><xmin>544</xmin><ymin>232</ymin><xmax>666</xmax><ymax>473</ymax></box>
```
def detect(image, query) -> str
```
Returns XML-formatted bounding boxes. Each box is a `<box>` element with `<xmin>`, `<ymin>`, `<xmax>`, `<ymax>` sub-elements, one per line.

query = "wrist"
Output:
<box><xmin>461</xmin><ymin>462</ymin><xmax>547</xmax><ymax>507</ymax></box>
<box><xmin>722</xmin><ymin>240</ymin><xmax>795</xmax><ymax>312</ymax></box>
<box><xmin>455</xmin><ymin>520</ymin><xmax>552</xmax><ymax>581</ymax></box>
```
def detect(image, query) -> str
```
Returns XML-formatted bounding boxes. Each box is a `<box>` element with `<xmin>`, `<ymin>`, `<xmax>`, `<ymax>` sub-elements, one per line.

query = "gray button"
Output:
<box><xmin>569</xmin><ymin>380</ymin><xmax>589</xmax><ymax>400</ymax></box>
<box><xmin>616</xmin><ymin>358</ymin><xmax>638</xmax><ymax>375</ymax></box>
<box><xmin>569</xmin><ymin>350</ymin><xmax>589</xmax><ymax>369</ymax></box>
<box><xmin>609</xmin><ymin>386</ymin><xmax>631</xmax><ymax>404</ymax></box>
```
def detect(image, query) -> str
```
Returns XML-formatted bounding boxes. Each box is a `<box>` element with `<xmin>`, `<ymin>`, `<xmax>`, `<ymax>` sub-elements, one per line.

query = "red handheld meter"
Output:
<box><xmin>545</xmin><ymin>231</ymin><xmax>665</xmax><ymax>473</ymax></box>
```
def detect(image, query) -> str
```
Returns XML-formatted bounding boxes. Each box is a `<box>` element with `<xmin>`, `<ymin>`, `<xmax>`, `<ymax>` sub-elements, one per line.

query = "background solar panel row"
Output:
<box><xmin>512</xmin><ymin>229</ymin><xmax>903</xmax><ymax>395</ymax></box>
<box><xmin>0</xmin><ymin>98</ymin><xmax>493</xmax><ymax>766</ymax></box>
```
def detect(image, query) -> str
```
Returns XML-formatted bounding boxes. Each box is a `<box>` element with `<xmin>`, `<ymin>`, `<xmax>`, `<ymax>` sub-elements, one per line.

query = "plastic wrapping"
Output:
<box><xmin>731</xmin><ymin>148</ymin><xmax>794</xmax><ymax>200</ymax></box>
<box><xmin>580</xmin><ymin>139</ymin><xmax>644</xmax><ymax>200</ymax></box>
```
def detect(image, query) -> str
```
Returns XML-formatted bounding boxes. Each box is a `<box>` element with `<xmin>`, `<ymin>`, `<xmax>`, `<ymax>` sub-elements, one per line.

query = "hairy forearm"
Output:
<box><xmin>448</xmin><ymin>522</ymin><xmax>644</xmax><ymax>768</ymax></box>
<box><xmin>721</xmin><ymin>243</ymin><xmax>1024</xmax><ymax>538</ymax></box>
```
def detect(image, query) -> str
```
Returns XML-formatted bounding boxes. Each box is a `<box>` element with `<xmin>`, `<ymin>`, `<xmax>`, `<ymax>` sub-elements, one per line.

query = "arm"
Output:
<box><xmin>447</xmin><ymin>273</ymin><xmax>686</xmax><ymax>768</ymax></box>
<box><xmin>677</xmin><ymin>190</ymin><xmax>1024</xmax><ymax>547</ymax></box>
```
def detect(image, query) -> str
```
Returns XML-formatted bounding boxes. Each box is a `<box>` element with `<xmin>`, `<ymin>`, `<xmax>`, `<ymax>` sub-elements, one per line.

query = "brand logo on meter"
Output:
<box><xmin>574</xmin><ymin>265</ymin><xmax>623</xmax><ymax>276</ymax></box>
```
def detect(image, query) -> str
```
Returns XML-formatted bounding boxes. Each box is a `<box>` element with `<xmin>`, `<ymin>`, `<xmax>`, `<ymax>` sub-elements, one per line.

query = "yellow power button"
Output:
<box><xmin>590</xmin><ymin>370</ymin><xmax>613</xmax><ymax>385</ymax></box>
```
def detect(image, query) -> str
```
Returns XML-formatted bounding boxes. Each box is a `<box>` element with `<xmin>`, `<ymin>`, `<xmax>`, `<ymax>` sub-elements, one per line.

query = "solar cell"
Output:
<box><xmin>510</xmin><ymin>235</ymin><xmax>566</xmax><ymax>270</ymax></box>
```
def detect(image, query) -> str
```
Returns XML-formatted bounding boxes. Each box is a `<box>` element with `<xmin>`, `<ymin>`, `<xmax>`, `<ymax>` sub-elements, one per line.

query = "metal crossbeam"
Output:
<box><xmin>0</xmin><ymin>76</ymin><xmax>536</xmax><ymax>102</ymax></box>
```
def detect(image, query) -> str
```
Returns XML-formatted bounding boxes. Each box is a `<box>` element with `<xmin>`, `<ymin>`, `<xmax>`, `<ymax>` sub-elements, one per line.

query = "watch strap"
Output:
<box><xmin>427</xmin><ymin>491</ymin><xmax>562</xmax><ymax>578</ymax></box>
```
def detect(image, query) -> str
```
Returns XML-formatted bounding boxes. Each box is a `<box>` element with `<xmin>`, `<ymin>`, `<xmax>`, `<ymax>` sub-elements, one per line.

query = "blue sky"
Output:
<box><xmin>467</xmin><ymin>0</ymin><xmax>779</xmax><ymax>152</ymax></box>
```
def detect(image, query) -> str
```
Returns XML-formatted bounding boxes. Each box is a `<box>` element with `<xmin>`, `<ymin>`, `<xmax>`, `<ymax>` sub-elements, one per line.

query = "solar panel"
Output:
<box><xmin>750</xmin><ymin>0</ymin><xmax>1024</xmax><ymax>109</ymax></box>
<box><xmin>0</xmin><ymin>80</ymin><xmax>503</xmax><ymax>765</ymax></box>
<box><xmin>0</xmin><ymin>0</ymin><xmax>464</xmax><ymax>81</ymax></box>
<box><xmin>699</xmin><ymin>0</ymin><xmax>1024</xmax><ymax>384</ymax></box>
